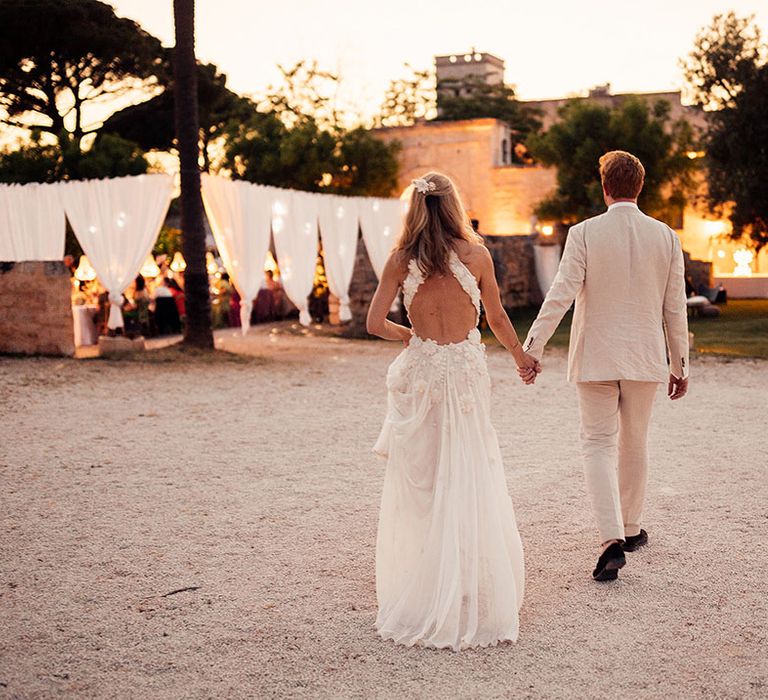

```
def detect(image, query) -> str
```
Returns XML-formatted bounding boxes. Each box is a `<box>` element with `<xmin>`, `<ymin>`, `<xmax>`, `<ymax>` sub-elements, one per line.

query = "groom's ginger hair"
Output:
<box><xmin>599</xmin><ymin>151</ymin><xmax>645</xmax><ymax>199</ymax></box>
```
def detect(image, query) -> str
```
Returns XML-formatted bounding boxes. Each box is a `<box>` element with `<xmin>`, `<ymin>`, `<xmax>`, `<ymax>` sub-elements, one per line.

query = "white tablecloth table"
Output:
<box><xmin>714</xmin><ymin>274</ymin><xmax>768</xmax><ymax>299</ymax></box>
<box><xmin>72</xmin><ymin>304</ymin><xmax>99</xmax><ymax>346</ymax></box>
<box><xmin>533</xmin><ymin>243</ymin><xmax>562</xmax><ymax>296</ymax></box>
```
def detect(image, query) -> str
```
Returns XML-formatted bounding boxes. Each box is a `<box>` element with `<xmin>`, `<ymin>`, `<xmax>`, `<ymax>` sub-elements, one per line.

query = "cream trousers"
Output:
<box><xmin>576</xmin><ymin>380</ymin><xmax>660</xmax><ymax>544</ymax></box>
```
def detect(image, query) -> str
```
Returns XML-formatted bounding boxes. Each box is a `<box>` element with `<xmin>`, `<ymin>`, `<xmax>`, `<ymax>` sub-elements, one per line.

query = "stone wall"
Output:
<box><xmin>346</xmin><ymin>235</ymin><xmax>406</xmax><ymax>337</ymax></box>
<box><xmin>484</xmin><ymin>234</ymin><xmax>541</xmax><ymax>308</ymax></box>
<box><xmin>0</xmin><ymin>261</ymin><xmax>75</xmax><ymax>356</ymax></box>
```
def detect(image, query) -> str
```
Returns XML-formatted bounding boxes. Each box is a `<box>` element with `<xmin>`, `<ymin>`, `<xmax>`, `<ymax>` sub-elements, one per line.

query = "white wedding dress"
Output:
<box><xmin>373</xmin><ymin>251</ymin><xmax>525</xmax><ymax>650</ymax></box>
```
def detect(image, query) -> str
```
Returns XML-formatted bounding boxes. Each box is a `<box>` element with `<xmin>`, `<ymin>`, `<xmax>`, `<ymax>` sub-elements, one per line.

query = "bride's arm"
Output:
<box><xmin>477</xmin><ymin>247</ymin><xmax>539</xmax><ymax>375</ymax></box>
<box><xmin>366</xmin><ymin>252</ymin><xmax>412</xmax><ymax>343</ymax></box>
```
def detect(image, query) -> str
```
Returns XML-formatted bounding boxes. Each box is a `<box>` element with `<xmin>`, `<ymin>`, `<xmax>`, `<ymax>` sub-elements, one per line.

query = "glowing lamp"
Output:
<box><xmin>206</xmin><ymin>251</ymin><xmax>218</xmax><ymax>275</ymax></box>
<box><xmin>541</xmin><ymin>225</ymin><xmax>554</xmax><ymax>237</ymax></box>
<box><xmin>140</xmin><ymin>255</ymin><xmax>160</xmax><ymax>278</ymax></box>
<box><xmin>170</xmin><ymin>251</ymin><xmax>186</xmax><ymax>272</ymax></box>
<box><xmin>704</xmin><ymin>220</ymin><xmax>727</xmax><ymax>237</ymax></box>
<box><xmin>733</xmin><ymin>249</ymin><xmax>754</xmax><ymax>277</ymax></box>
<box><xmin>74</xmin><ymin>255</ymin><xmax>97</xmax><ymax>282</ymax></box>
<box><xmin>717</xmin><ymin>250</ymin><xmax>726</xmax><ymax>259</ymax></box>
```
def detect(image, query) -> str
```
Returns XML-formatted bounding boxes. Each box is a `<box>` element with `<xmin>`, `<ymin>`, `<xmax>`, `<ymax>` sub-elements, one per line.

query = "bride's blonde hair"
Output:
<box><xmin>396</xmin><ymin>171</ymin><xmax>481</xmax><ymax>277</ymax></box>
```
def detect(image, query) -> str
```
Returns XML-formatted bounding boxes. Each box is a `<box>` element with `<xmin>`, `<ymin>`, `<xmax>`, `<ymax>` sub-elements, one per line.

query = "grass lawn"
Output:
<box><xmin>688</xmin><ymin>299</ymin><xmax>768</xmax><ymax>359</ymax></box>
<box><xmin>488</xmin><ymin>300</ymin><xmax>768</xmax><ymax>359</ymax></box>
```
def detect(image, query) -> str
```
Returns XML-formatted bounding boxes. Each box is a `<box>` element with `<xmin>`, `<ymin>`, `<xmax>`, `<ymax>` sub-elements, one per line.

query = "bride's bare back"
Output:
<box><xmin>408</xmin><ymin>267</ymin><xmax>477</xmax><ymax>345</ymax></box>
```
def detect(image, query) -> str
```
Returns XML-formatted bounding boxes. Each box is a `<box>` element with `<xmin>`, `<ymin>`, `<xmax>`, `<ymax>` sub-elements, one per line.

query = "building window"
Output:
<box><xmin>501</xmin><ymin>139</ymin><xmax>508</xmax><ymax>164</ymax></box>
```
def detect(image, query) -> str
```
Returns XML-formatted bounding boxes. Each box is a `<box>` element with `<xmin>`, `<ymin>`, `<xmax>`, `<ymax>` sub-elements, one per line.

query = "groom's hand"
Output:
<box><xmin>668</xmin><ymin>374</ymin><xmax>689</xmax><ymax>400</ymax></box>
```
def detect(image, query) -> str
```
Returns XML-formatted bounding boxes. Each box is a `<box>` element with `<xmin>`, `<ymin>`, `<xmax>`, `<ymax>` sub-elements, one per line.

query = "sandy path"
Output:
<box><xmin>1</xmin><ymin>328</ymin><xmax>766</xmax><ymax>699</ymax></box>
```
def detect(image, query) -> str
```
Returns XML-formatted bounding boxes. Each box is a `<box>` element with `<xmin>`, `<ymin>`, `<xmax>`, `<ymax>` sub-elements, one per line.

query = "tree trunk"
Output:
<box><xmin>173</xmin><ymin>0</ymin><xmax>213</xmax><ymax>349</ymax></box>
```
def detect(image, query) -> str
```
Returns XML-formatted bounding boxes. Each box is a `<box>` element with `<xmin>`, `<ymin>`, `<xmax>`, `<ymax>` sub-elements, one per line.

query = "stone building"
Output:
<box><xmin>524</xmin><ymin>82</ymin><xmax>707</xmax><ymax>132</ymax></box>
<box><xmin>374</xmin><ymin>51</ymin><xmax>768</xmax><ymax>290</ymax></box>
<box><xmin>376</xmin><ymin>117</ymin><xmax>554</xmax><ymax>236</ymax></box>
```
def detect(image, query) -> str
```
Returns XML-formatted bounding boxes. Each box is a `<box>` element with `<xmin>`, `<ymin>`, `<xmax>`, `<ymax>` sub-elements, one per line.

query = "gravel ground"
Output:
<box><xmin>1</xmin><ymin>326</ymin><xmax>766</xmax><ymax>699</ymax></box>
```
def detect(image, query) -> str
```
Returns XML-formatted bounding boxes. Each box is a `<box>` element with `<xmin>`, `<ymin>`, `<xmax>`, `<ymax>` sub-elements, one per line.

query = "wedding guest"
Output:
<box><xmin>153</xmin><ymin>278</ymin><xmax>181</xmax><ymax>335</ymax></box>
<box><xmin>122</xmin><ymin>276</ymin><xmax>150</xmax><ymax>336</ymax></box>
<box><xmin>166</xmin><ymin>277</ymin><xmax>185</xmax><ymax>318</ymax></box>
<box><xmin>228</xmin><ymin>280</ymin><xmax>241</xmax><ymax>328</ymax></box>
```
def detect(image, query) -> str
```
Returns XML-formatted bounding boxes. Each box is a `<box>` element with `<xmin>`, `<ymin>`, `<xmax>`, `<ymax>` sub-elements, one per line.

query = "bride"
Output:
<box><xmin>367</xmin><ymin>172</ymin><xmax>539</xmax><ymax>650</ymax></box>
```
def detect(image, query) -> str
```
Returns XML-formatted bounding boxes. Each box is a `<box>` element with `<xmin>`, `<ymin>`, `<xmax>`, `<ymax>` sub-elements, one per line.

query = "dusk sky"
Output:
<box><xmin>108</xmin><ymin>0</ymin><xmax>767</xmax><ymax>119</ymax></box>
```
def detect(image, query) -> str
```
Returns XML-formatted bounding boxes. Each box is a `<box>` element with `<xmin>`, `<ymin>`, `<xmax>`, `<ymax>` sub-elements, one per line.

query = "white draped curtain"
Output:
<box><xmin>201</xmin><ymin>175</ymin><xmax>272</xmax><ymax>334</ymax></box>
<box><xmin>533</xmin><ymin>244</ymin><xmax>563</xmax><ymax>297</ymax></box>
<box><xmin>318</xmin><ymin>195</ymin><xmax>359</xmax><ymax>322</ymax></box>
<box><xmin>0</xmin><ymin>182</ymin><xmax>65</xmax><ymax>261</ymax></box>
<box><xmin>61</xmin><ymin>174</ymin><xmax>173</xmax><ymax>329</ymax></box>
<box><xmin>271</xmin><ymin>189</ymin><xmax>319</xmax><ymax>326</ymax></box>
<box><xmin>359</xmin><ymin>197</ymin><xmax>407</xmax><ymax>278</ymax></box>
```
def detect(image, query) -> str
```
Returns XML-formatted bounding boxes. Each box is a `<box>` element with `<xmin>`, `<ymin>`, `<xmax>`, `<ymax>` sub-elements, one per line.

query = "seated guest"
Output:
<box><xmin>153</xmin><ymin>277</ymin><xmax>181</xmax><ymax>335</ymax></box>
<box><xmin>254</xmin><ymin>270</ymin><xmax>284</xmax><ymax>323</ymax></box>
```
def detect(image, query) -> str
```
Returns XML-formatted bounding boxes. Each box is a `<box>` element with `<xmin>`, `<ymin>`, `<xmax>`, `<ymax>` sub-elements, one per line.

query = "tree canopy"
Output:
<box><xmin>528</xmin><ymin>98</ymin><xmax>695</xmax><ymax>225</ymax></box>
<box><xmin>0</xmin><ymin>0</ymin><xmax>164</xmax><ymax>148</ymax></box>
<box><xmin>683</xmin><ymin>12</ymin><xmax>768</xmax><ymax>252</ymax></box>
<box><xmin>100</xmin><ymin>58</ymin><xmax>248</xmax><ymax>170</ymax></box>
<box><xmin>223</xmin><ymin>62</ymin><xmax>400</xmax><ymax>196</ymax></box>
<box><xmin>377</xmin><ymin>65</ymin><xmax>436</xmax><ymax>127</ymax></box>
<box><xmin>0</xmin><ymin>132</ymin><xmax>148</xmax><ymax>183</ymax></box>
<box><xmin>435</xmin><ymin>76</ymin><xmax>541</xmax><ymax>137</ymax></box>
<box><xmin>0</xmin><ymin>7</ymin><xmax>398</xmax><ymax>197</ymax></box>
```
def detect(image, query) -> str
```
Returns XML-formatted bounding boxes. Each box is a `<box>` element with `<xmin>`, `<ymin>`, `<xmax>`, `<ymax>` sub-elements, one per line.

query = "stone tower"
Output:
<box><xmin>434</xmin><ymin>50</ymin><xmax>505</xmax><ymax>114</ymax></box>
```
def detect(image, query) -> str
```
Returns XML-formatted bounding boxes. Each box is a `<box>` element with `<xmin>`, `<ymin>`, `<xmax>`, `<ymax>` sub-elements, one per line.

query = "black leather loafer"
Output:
<box><xmin>592</xmin><ymin>542</ymin><xmax>626</xmax><ymax>581</ymax></box>
<box><xmin>622</xmin><ymin>529</ymin><xmax>648</xmax><ymax>552</ymax></box>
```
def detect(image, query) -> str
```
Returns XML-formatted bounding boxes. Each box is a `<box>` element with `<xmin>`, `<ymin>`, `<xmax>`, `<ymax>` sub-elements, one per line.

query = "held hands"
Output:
<box><xmin>515</xmin><ymin>350</ymin><xmax>542</xmax><ymax>385</ymax></box>
<box><xmin>668</xmin><ymin>374</ymin><xmax>689</xmax><ymax>400</ymax></box>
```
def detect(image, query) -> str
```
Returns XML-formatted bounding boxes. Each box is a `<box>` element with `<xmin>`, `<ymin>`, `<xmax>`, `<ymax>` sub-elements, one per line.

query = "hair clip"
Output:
<box><xmin>412</xmin><ymin>178</ymin><xmax>436</xmax><ymax>194</ymax></box>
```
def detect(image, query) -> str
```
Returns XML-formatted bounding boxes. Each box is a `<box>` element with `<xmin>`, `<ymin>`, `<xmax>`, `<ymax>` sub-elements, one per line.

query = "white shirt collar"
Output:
<box><xmin>607</xmin><ymin>201</ymin><xmax>639</xmax><ymax>211</ymax></box>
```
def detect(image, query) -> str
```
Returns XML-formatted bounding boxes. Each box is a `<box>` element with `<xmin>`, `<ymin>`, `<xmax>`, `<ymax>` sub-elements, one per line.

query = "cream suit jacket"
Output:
<box><xmin>523</xmin><ymin>202</ymin><xmax>689</xmax><ymax>383</ymax></box>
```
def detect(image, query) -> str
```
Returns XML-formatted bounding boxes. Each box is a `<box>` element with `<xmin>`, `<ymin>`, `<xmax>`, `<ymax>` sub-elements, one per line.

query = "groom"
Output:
<box><xmin>521</xmin><ymin>150</ymin><xmax>689</xmax><ymax>581</ymax></box>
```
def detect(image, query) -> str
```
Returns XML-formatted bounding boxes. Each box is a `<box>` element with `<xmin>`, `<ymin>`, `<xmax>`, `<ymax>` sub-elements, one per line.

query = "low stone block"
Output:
<box><xmin>97</xmin><ymin>335</ymin><xmax>146</xmax><ymax>356</ymax></box>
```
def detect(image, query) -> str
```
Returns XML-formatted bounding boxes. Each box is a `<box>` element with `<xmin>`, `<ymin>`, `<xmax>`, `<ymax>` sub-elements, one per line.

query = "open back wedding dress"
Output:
<box><xmin>373</xmin><ymin>250</ymin><xmax>525</xmax><ymax>650</ymax></box>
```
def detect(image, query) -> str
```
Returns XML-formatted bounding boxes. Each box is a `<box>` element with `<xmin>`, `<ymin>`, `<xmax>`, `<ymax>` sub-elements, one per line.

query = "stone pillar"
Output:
<box><xmin>0</xmin><ymin>261</ymin><xmax>75</xmax><ymax>356</ymax></box>
<box><xmin>346</xmin><ymin>235</ymin><xmax>379</xmax><ymax>337</ymax></box>
<box><xmin>483</xmin><ymin>234</ymin><xmax>541</xmax><ymax>308</ymax></box>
